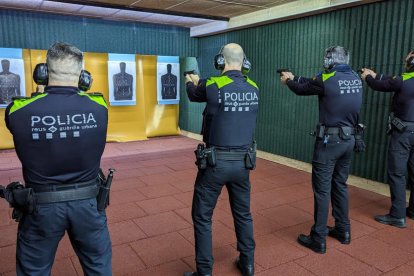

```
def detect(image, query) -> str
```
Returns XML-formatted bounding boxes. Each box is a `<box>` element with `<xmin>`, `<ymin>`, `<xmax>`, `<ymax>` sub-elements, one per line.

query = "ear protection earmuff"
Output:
<box><xmin>406</xmin><ymin>51</ymin><xmax>414</xmax><ymax>72</ymax></box>
<box><xmin>214</xmin><ymin>46</ymin><xmax>252</xmax><ymax>75</ymax></box>
<box><xmin>214</xmin><ymin>46</ymin><xmax>226</xmax><ymax>72</ymax></box>
<box><xmin>33</xmin><ymin>63</ymin><xmax>49</xmax><ymax>85</ymax></box>
<box><xmin>323</xmin><ymin>46</ymin><xmax>335</xmax><ymax>70</ymax></box>
<box><xmin>33</xmin><ymin>63</ymin><xmax>93</xmax><ymax>91</ymax></box>
<box><xmin>78</xmin><ymin>69</ymin><xmax>93</xmax><ymax>91</ymax></box>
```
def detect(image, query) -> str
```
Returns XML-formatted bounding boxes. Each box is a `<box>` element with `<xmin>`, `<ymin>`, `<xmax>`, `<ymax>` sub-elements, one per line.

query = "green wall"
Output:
<box><xmin>180</xmin><ymin>0</ymin><xmax>414</xmax><ymax>183</ymax></box>
<box><xmin>0</xmin><ymin>9</ymin><xmax>197</xmax><ymax>56</ymax></box>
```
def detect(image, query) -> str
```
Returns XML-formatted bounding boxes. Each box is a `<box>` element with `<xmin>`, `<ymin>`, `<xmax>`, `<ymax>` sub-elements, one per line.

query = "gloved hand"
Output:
<box><xmin>354</xmin><ymin>137</ymin><xmax>366</xmax><ymax>153</ymax></box>
<box><xmin>354</xmin><ymin>124</ymin><xmax>366</xmax><ymax>153</ymax></box>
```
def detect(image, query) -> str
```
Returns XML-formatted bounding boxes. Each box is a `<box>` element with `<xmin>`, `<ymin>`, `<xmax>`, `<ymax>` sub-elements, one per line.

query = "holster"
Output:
<box><xmin>2</xmin><ymin>182</ymin><xmax>36</xmax><ymax>222</ymax></box>
<box><xmin>96</xmin><ymin>170</ymin><xmax>108</xmax><ymax>211</ymax></box>
<box><xmin>195</xmin><ymin>144</ymin><xmax>207</xmax><ymax>170</ymax></box>
<box><xmin>245</xmin><ymin>141</ymin><xmax>257</xmax><ymax>170</ymax></box>
<box><xmin>204</xmin><ymin>147</ymin><xmax>217</xmax><ymax>167</ymax></box>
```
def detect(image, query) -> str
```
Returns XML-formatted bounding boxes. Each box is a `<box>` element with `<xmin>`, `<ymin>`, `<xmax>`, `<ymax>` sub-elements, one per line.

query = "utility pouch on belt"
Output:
<box><xmin>339</xmin><ymin>126</ymin><xmax>352</xmax><ymax>140</ymax></box>
<box><xmin>245</xmin><ymin>141</ymin><xmax>257</xmax><ymax>170</ymax></box>
<box><xmin>195</xmin><ymin>144</ymin><xmax>208</xmax><ymax>170</ymax></box>
<box><xmin>204</xmin><ymin>147</ymin><xmax>217</xmax><ymax>167</ymax></box>
<box><xmin>391</xmin><ymin>116</ymin><xmax>407</xmax><ymax>132</ymax></box>
<box><xmin>97</xmin><ymin>168</ymin><xmax>115</xmax><ymax>211</ymax></box>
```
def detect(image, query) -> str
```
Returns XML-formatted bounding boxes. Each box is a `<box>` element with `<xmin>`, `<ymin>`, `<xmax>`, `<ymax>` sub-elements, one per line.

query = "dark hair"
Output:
<box><xmin>46</xmin><ymin>42</ymin><xmax>83</xmax><ymax>81</ymax></box>
<box><xmin>47</xmin><ymin>42</ymin><xmax>83</xmax><ymax>64</ymax></box>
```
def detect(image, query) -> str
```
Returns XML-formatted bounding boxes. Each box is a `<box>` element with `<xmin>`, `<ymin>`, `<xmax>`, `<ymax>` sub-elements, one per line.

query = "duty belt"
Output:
<box><xmin>216</xmin><ymin>150</ymin><xmax>247</xmax><ymax>161</ymax></box>
<box><xmin>402</xmin><ymin>121</ymin><xmax>414</xmax><ymax>131</ymax></box>
<box><xmin>27</xmin><ymin>179</ymin><xmax>99</xmax><ymax>204</ymax></box>
<box><xmin>325</xmin><ymin>127</ymin><xmax>355</xmax><ymax>135</ymax></box>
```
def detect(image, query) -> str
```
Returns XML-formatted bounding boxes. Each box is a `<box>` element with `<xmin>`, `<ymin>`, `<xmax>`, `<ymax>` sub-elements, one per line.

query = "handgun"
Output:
<box><xmin>277</xmin><ymin>68</ymin><xmax>289</xmax><ymax>76</ymax></box>
<box><xmin>183</xmin><ymin>70</ymin><xmax>196</xmax><ymax>77</ymax></box>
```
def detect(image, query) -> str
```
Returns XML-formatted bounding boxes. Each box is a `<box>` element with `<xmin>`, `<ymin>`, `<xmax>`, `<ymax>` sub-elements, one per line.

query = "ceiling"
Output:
<box><xmin>80</xmin><ymin>0</ymin><xmax>298</xmax><ymax>18</ymax></box>
<box><xmin>0</xmin><ymin>0</ymin><xmax>381</xmax><ymax>35</ymax></box>
<box><xmin>0</xmin><ymin>0</ymin><xmax>298</xmax><ymax>26</ymax></box>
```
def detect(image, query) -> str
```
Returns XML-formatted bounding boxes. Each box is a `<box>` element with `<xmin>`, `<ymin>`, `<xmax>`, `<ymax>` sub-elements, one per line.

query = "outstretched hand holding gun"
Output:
<box><xmin>184</xmin><ymin>70</ymin><xmax>200</xmax><ymax>86</ymax></box>
<box><xmin>359</xmin><ymin>68</ymin><xmax>377</xmax><ymax>81</ymax></box>
<box><xmin>277</xmin><ymin>68</ymin><xmax>295</xmax><ymax>85</ymax></box>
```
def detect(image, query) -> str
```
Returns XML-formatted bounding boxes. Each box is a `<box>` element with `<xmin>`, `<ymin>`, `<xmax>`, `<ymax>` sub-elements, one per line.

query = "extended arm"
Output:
<box><xmin>185</xmin><ymin>74</ymin><xmax>207</xmax><ymax>102</ymax></box>
<box><xmin>361</xmin><ymin>68</ymin><xmax>402</xmax><ymax>92</ymax></box>
<box><xmin>365</xmin><ymin>75</ymin><xmax>402</xmax><ymax>92</ymax></box>
<box><xmin>286</xmin><ymin>76</ymin><xmax>324</xmax><ymax>96</ymax></box>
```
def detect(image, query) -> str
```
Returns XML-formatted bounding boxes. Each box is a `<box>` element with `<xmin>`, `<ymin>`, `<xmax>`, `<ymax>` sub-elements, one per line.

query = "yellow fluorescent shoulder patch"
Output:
<box><xmin>322</xmin><ymin>71</ymin><xmax>336</xmax><ymax>82</ymax></box>
<box><xmin>246</xmin><ymin>77</ymin><xmax>258</xmax><ymax>89</ymax></box>
<box><xmin>78</xmin><ymin>92</ymin><xmax>108</xmax><ymax>108</ymax></box>
<box><xmin>9</xmin><ymin>93</ymin><xmax>48</xmax><ymax>115</ymax></box>
<box><xmin>402</xmin><ymin>72</ymin><xmax>414</xmax><ymax>81</ymax></box>
<box><xmin>207</xmin><ymin>76</ymin><xmax>234</xmax><ymax>89</ymax></box>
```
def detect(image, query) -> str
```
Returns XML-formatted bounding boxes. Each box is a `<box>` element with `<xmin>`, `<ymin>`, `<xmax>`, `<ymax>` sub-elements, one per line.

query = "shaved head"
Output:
<box><xmin>222</xmin><ymin>43</ymin><xmax>244</xmax><ymax>68</ymax></box>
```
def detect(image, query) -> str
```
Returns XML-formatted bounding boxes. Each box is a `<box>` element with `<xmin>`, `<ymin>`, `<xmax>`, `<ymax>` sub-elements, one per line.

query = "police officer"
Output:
<box><xmin>183</xmin><ymin>43</ymin><xmax>258</xmax><ymax>276</ymax></box>
<box><xmin>4</xmin><ymin>42</ymin><xmax>112</xmax><ymax>275</ymax></box>
<box><xmin>280</xmin><ymin>46</ymin><xmax>363</xmax><ymax>253</ymax></box>
<box><xmin>360</xmin><ymin>51</ymin><xmax>414</xmax><ymax>228</ymax></box>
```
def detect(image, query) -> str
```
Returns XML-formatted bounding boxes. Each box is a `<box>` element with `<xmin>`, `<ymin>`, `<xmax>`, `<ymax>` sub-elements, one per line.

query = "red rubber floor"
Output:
<box><xmin>1</xmin><ymin>136</ymin><xmax>414</xmax><ymax>275</ymax></box>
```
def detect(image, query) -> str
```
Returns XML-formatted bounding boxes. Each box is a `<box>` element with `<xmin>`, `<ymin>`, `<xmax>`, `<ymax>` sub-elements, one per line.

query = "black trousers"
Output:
<box><xmin>191</xmin><ymin>158</ymin><xmax>255</xmax><ymax>275</ymax></box>
<box><xmin>311</xmin><ymin>135</ymin><xmax>354</xmax><ymax>242</ymax></box>
<box><xmin>16</xmin><ymin>198</ymin><xmax>112</xmax><ymax>276</ymax></box>
<box><xmin>388</xmin><ymin>130</ymin><xmax>414</xmax><ymax>218</ymax></box>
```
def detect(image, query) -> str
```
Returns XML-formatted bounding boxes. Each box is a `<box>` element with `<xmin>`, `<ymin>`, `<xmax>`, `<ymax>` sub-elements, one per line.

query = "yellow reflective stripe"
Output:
<box><xmin>9</xmin><ymin>93</ymin><xmax>48</xmax><ymax>115</ymax></box>
<box><xmin>402</xmin><ymin>72</ymin><xmax>414</xmax><ymax>81</ymax></box>
<box><xmin>322</xmin><ymin>71</ymin><xmax>336</xmax><ymax>82</ymax></box>
<box><xmin>246</xmin><ymin>77</ymin><xmax>258</xmax><ymax>89</ymax></box>
<box><xmin>78</xmin><ymin>92</ymin><xmax>107</xmax><ymax>108</ymax></box>
<box><xmin>207</xmin><ymin>76</ymin><xmax>234</xmax><ymax>89</ymax></box>
<box><xmin>206</xmin><ymin>79</ymin><xmax>215</xmax><ymax>87</ymax></box>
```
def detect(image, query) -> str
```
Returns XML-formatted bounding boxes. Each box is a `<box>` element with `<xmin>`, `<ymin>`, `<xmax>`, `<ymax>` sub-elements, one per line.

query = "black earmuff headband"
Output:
<box><xmin>214</xmin><ymin>46</ymin><xmax>251</xmax><ymax>74</ymax></box>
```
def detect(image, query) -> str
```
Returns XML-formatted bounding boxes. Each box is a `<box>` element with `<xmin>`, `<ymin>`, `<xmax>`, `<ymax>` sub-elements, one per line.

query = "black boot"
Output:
<box><xmin>374</xmin><ymin>214</ymin><xmax>406</xmax><ymax>228</ymax></box>
<box><xmin>327</xmin><ymin>226</ymin><xmax>351</xmax><ymax>244</ymax></box>
<box><xmin>183</xmin><ymin>272</ymin><xmax>211</xmax><ymax>276</ymax></box>
<box><xmin>235</xmin><ymin>257</ymin><xmax>254</xmax><ymax>276</ymax></box>
<box><xmin>297</xmin><ymin>234</ymin><xmax>326</xmax><ymax>254</ymax></box>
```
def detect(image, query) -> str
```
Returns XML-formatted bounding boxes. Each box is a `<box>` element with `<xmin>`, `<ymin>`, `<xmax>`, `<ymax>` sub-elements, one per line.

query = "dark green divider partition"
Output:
<box><xmin>180</xmin><ymin>0</ymin><xmax>414</xmax><ymax>183</ymax></box>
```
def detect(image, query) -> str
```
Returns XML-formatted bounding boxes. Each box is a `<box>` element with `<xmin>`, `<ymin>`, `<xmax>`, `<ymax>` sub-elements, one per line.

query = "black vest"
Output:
<box><xmin>392</xmin><ymin>72</ymin><xmax>414</xmax><ymax>122</ymax></box>
<box><xmin>204</xmin><ymin>71</ymin><xmax>259</xmax><ymax>149</ymax></box>
<box><xmin>319</xmin><ymin>66</ymin><xmax>363</xmax><ymax>127</ymax></box>
<box><xmin>6</xmin><ymin>86</ymin><xmax>108</xmax><ymax>185</ymax></box>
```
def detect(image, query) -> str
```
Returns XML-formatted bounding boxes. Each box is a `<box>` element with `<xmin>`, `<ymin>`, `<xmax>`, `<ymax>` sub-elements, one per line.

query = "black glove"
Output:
<box><xmin>354</xmin><ymin>124</ymin><xmax>366</xmax><ymax>153</ymax></box>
